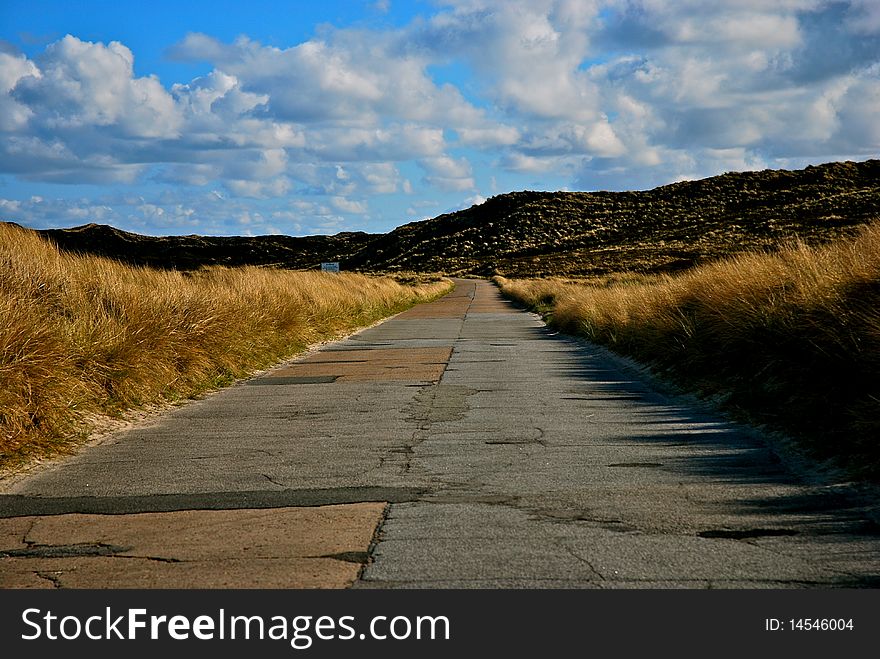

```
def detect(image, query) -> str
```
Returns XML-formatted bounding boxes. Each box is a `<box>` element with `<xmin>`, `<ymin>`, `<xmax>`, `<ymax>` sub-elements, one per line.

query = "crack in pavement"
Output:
<box><xmin>113</xmin><ymin>554</ymin><xmax>182</xmax><ymax>564</ymax></box>
<box><xmin>316</xmin><ymin>551</ymin><xmax>371</xmax><ymax>564</ymax></box>
<box><xmin>34</xmin><ymin>571</ymin><xmax>63</xmax><ymax>588</ymax></box>
<box><xmin>22</xmin><ymin>517</ymin><xmax>37</xmax><ymax>547</ymax></box>
<box><xmin>357</xmin><ymin>503</ymin><xmax>392</xmax><ymax>586</ymax></box>
<box><xmin>399</xmin><ymin>368</ymin><xmax>475</xmax><ymax>478</ymax></box>
<box><xmin>1</xmin><ymin>542</ymin><xmax>131</xmax><ymax>558</ymax></box>
<box><xmin>484</xmin><ymin>427</ymin><xmax>547</xmax><ymax>447</ymax></box>
<box><xmin>559</xmin><ymin>543</ymin><xmax>606</xmax><ymax>581</ymax></box>
<box><xmin>261</xmin><ymin>473</ymin><xmax>287</xmax><ymax>488</ymax></box>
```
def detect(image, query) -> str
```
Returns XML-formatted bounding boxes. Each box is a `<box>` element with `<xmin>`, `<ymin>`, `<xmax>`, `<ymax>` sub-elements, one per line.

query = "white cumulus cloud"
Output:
<box><xmin>0</xmin><ymin>1</ymin><xmax>878</xmax><ymax>233</ymax></box>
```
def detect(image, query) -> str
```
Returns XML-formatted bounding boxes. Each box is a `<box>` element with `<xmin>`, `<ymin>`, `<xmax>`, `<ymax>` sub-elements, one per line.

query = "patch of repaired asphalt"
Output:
<box><xmin>0</xmin><ymin>503</ymin><xmax>386</xmax><ymax>589</ymax></box>
<box><xmin>392</xmin><ymin>291</ymin><xmax>473</xmax><ymax>319</ymax></box>
<box><xmin>264</xmin><ymin>347</ymin><xmax>453</xmax><ymax>383</ymax></box>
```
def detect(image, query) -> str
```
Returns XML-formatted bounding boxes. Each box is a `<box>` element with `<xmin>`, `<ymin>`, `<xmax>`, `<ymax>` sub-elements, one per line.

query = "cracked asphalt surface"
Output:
<box><xmin>2</xmin><ymin>279</ymin><xmax>879</xmax><ymax>588</ymax></box>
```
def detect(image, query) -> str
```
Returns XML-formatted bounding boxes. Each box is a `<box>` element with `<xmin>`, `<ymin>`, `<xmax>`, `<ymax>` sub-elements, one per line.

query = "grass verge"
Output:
<box><xmin>0</xmin><ymin>223</ymin><xmax>451</xmax><ymax>469</ymax></box>
<box><xmin>496</xmin><ymin>222</ymin><xmax>880</xmax><ymax>480</ymax></box>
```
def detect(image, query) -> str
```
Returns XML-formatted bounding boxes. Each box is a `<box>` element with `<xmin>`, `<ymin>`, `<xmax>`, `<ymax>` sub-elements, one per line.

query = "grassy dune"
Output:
<box><xmin>497</xmin><ymin>223</ymin><xmax>880</xmax><ymax>479</ymax></box>
<box><xmin>0</xmin><ymin>223</ymin><xmax>450</xmax><ymax>469</ymax></box>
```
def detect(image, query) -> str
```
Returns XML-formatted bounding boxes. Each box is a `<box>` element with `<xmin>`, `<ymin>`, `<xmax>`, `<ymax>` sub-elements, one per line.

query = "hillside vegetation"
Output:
<box><xmin>17</xmin><ymin>159</ymin><xmax>880</xmax><ymax>277</ymax></box>
<box><xmin>497</xmin><ymin>222</ymin><xmax>880</xmax><ymax>479</ymax></box>
<box><xmin>0</xmin><ymin>223</ymin><xmax>450</xmax><ymax>469</ymax></box>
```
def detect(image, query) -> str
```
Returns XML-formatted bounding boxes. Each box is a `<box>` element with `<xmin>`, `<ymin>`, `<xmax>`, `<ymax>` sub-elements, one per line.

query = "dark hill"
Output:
<box><xmin>7</xmin><ymin>159</ymin><xmax>880</xmax><ymax>276</ymax></box>
<box><xmin>34</xmin><ymin>223</ymin><xmax>376</xmax><ymax>271</ymax></box>
<box><xmin>348</xmin><ymin>159</ymin><xmax>880</xmax><ymax>275</ymax></box>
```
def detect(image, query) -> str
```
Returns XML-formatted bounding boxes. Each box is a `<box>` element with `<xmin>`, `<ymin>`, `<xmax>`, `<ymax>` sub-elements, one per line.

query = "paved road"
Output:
<box><xmin>2</xmin><ymin>279</ymin><xmax>879</xmax><ymax>587</ymax></box>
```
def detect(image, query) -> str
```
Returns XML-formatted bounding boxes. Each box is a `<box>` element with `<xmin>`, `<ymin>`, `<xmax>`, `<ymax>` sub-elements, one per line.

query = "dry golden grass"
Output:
<box><xmin>497</xmin><ymin>222</ymin><xmax>880</xmax><ymax>478</ymax></box>
<box><xmin>0</xmin><ymin>223</ymin><xmax>450</xmax><ymax>468</ymax></box>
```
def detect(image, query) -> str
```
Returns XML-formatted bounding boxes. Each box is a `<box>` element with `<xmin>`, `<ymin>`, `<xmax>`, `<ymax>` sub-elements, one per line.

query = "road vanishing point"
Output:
<box><xmin>2</xmin><ymin>280</ymin><xmax>879</xmax><ymax>588</ymax></box>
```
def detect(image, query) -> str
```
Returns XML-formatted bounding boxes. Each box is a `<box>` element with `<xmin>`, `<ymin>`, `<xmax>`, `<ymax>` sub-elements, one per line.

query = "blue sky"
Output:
<box><xmin>1</xmin><ymin>1</ymin><xmax>878</xmax><ymax>236</ymax></box>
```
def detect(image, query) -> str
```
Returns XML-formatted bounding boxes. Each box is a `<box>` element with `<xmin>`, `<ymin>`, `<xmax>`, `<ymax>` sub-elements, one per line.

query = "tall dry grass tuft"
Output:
<box><xmin>0</xmin><ymin>224</ymin><xmax>450</xmax><ymax>468</ymax></box>
<box><xmin>497</xmin><ymin>223</ymin><xmax>880</xmax><ymax>478</ymax></box>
